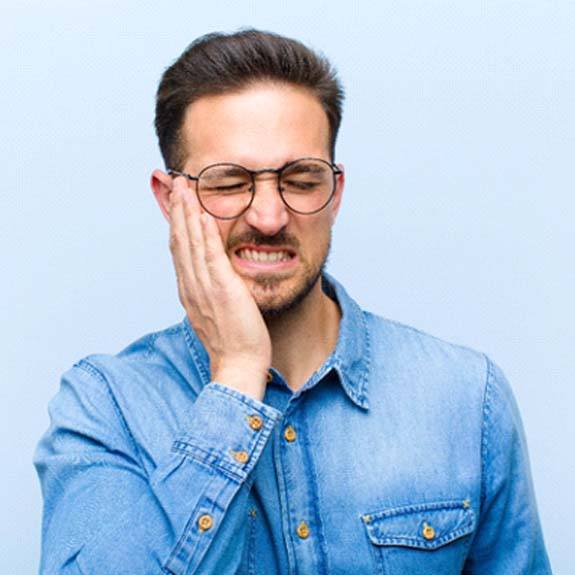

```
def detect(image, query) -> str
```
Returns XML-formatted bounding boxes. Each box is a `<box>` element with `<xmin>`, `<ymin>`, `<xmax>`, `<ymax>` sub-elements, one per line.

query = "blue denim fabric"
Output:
<box><xmin>34</xmin><ymin>273</ymin><xmax>552</xmax><ymax>574</ymax></box>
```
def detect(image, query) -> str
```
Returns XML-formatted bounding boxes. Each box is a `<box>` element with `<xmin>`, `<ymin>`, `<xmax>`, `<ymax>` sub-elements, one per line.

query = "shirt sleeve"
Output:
<box><xmin>34</xmin><ymin>361</ymin><xmax>282</xmax><ymax>575</ymax></box>
<box><xmin>463</xmin><ymin>357</ymin><xmax>553</xmax><ymax>574</ymax></box>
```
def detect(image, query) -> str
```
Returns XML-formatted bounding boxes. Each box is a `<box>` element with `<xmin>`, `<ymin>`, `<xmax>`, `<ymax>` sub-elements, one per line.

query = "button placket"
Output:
<box><xmin>276</xmin><ymin>413</ymin><xmax>326</xmax><ymax>572</ymax></box>
<box><xmin>197</xmin><ymin>514</ymin><xmax>213</xmax><ymax>532</ymax></box>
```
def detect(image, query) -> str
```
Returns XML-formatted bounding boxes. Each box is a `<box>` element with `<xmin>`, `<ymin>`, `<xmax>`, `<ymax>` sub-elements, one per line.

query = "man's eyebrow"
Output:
<box><xmin>203</xmin><ymin>165</ymin><xmax>248</xmax><ymax>177</ymax></box>
<box><xmin>283</xmin><ymin>162</ymin><xmax>325</xmax><ymax>174</ymax></box>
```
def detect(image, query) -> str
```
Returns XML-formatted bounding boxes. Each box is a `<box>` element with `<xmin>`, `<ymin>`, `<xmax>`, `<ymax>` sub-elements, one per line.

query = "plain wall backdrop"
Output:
<box><xmin>2</xmin><ymin>0</ymin><xmax>572</xmax><ymax>572</ymax></box>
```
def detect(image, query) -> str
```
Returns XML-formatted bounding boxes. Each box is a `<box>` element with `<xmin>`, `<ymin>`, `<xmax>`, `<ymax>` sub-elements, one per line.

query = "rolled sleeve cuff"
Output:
<box><xmin>172</xmin><ymin>382</ymin><xmax>282</xmax><ymax>481</ymax></box>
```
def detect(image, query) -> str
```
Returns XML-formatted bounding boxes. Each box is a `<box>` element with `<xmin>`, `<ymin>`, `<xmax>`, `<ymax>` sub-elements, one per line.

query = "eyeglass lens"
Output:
<box><xmin>197</xmin><ymin>159</ymin><xmax>335</xmax><ymax>219</ymax></box>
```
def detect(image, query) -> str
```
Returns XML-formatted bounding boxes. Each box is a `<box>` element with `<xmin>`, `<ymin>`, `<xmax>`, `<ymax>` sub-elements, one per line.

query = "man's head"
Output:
<box><xmin>151</xmin><ymin>30</ymin><xmax>346</xmax><ymax>319</ymax></box>
<box><xmin>154</xmin><ymin>29</ymin><xmax>344</xmax><ymax>171</ymax></box>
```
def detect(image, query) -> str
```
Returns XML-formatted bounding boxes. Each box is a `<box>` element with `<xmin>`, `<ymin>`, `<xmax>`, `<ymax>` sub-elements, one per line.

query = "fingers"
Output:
<box><xmin>169</xmin><ymin>178</ymin><xmax>197</xmax><ymax>297</ymax></box>
<box><xmin>169</xmin><ymin>176</ymin><xmax>228</xmax><ymax>301</ymax></box>
<box><xmin>201</xmin><ymin>212</ymin><xmax>234</xmax><ymax>279</ymax></box>
<box><xmin>180</xmin><ymin>180</ymin><xmax>212</xmax><ymax>289</ymax></box>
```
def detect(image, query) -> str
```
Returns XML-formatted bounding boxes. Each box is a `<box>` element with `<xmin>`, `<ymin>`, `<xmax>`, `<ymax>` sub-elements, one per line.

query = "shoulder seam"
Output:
<box><xmin>363</xmin><ymin>311</ymin><xmax>484</xmax><ymax>358</ymax></box>
<box><xmin>75</xmin><ymin>359</ymin><xmax>146</xmax><ymax>473</ymax></box>
<box><xmin>479</xmin><ymin>354</ymin><xmax>494</xmax><ymax>514</ymax></box>
<box><xmin>144</xmin><ymin>324</ymin><xmax>183</xmax><ymax>360</ymax></box>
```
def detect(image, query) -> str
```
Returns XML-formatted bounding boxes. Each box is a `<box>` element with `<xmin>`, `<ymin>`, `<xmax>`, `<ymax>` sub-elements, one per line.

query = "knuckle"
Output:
<box><xmin>189</xmin><ymin>237</ymin><xmax>203</xmax><ymax>251</ymax></box>
<box><xmin>169</xmin><ymin>230</ymin><xmax>184</xmax><ymax>250</ymax></box>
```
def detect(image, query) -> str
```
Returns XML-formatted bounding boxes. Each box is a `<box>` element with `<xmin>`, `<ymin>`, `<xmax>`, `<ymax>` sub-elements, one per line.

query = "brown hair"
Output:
<box><xmin>154</xmin><ymin>29</ymin><xmax>344</xmax><ymax>171</ymax></box>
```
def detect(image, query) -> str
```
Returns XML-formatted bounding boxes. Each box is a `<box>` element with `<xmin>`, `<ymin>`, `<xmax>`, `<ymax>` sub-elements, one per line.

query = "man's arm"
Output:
<box><xmin>463</xmin><ymin>358</ymin><xmax>553</xmax><ymax>574</ymax></box>
<box><xmin>34</xmin><ymin>361</ymin><xmax>281</xmax><ymax>575</ymax></box>
<box><xmin>35</xmin><ymin>177</ymin><xmax>279</xmax><ymax>574</ymax></box>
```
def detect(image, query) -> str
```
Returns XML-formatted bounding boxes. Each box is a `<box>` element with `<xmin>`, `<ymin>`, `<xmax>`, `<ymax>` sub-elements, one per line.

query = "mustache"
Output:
<box><xmin>227</xmin><ymin>231</ymin><xmax>300</xmax><ymax>251</ymax></box>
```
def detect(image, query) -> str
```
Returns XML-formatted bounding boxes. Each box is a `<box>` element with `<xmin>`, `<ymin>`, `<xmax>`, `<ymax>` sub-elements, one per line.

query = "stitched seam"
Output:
<box><xmin>374</xmin><ymin>534</ymin><xmax>472</xmax><ymax>549</ymax></box>
<box><xmin>358</xmin><ymin>310</ymin><xmax>372</xmax><ymax>406</ymax></box>
<box><xmin>479</xmin><ymin>354</ymin><xmax>493</xmax><ymax>516</ymax></box>
<box><xmin>182</xmin><ymin>321</ymin><xmax>211</xmax><ymax>384</ymax></box>
<box><xmin>182</xmin><ymin>471</ymin><xmax>237</xmax><ymax>573</ymax></box>
<box><xmin>172</xmin><ymin>441</ymin><xmax>245</xmax><ymax>482</ymax></box>
<box><xmin>75</xmin><ymin>359</ymin><xmax>146</xmax><ymax>473</ymax></box>
<box><xmin>365</xmin><ymin>311</ymin><xmax>484</xmax><ymax>359</ymax></box>
<box><xmin>247</xmin><ymin>509</ymin><xmax>257</xmax><ymax>575</ymax></box>
<box><xmin>147</xmin><ymin>324</ymin><xmax>184</xmax><ymax>360</ymax></box>
<box><xmin>208</xmin><ymin>383</ymin><xmax>279</xmax><ymax>417</ymax></box>
<box><xmin>365</xmin><ymin>499</ymin><xmax>468</xmax><ymax>519</ymax></box>
<box><xmin>299</xmin><ymin>414</ymin><xmax>331</xmax><ymax>575</ymax></box>
<box><xmin>146</xmin><ymin>332</ymin><xmax>160</xmax><ymax>360</ymax></box>
<box><xmin>163</xmin><ymin>468</ymin><xmax>220</xmax><ymax>574</ymax></box>
<box><xmin>372</xmin><ymin>523</ymin><xmax>474</xmax><ymax>545</ymax></box>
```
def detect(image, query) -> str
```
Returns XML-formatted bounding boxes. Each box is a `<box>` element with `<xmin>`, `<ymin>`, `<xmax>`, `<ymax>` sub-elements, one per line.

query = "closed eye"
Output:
<box><xmin>205</xmin><ymin>183</ymin><xmax>250</xmax><ymax>193</ymax></box>
<box><xmin>283</xmin><ymin>180</ymin><xmax>321</xmax><ymax>191</ymax></box>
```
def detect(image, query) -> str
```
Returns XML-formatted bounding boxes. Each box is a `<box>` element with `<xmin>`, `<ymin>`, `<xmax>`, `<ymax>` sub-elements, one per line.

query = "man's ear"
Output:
<box><xmin>329</xmin><ymin>163</ymin><xmax>345</xmax><ymax>225</ymax></box>
<box><xmin>150</xmin><ymin>169</ymin><xmax>173</xmax><ymax>223</ymax></box>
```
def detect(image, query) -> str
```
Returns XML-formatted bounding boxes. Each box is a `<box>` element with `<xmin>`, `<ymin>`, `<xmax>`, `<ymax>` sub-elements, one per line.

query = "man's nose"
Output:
<box><xmin>243</xmin><ymin>174</ymin><xmax>290</xmax><ymax>235</ymax></box>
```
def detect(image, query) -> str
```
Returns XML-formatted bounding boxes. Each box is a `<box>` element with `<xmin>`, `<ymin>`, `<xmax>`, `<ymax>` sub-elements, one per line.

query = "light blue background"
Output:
<box><xmin>2</xmin><ymin>1</ymin><xmax>572</xmax><ymax>572</ymax></box>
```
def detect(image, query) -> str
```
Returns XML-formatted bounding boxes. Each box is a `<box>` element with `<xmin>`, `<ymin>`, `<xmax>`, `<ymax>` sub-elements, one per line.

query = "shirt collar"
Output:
<box><xmin>320</xmin><ymin>272</ymin><xmax>371</xmax><ymax>410</ymax></box>
<box><xmin>182</xmin><ymin>272</ymin><xmax>371</xmax><ymax>410</ymax></box>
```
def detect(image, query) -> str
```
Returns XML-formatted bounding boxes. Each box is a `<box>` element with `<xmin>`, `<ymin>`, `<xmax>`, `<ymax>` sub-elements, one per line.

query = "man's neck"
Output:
<box><xmin>265</xmin><ymin>278</ymin><xmax>341</xmax><ymax>392</ymax></box>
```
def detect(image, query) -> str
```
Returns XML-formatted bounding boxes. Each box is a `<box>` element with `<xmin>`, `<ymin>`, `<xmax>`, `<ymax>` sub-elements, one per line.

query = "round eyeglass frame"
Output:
<box><xmin>167</xmin><ymin>157</ymin><xmax>342</xmax><ymax>220</ymax></box>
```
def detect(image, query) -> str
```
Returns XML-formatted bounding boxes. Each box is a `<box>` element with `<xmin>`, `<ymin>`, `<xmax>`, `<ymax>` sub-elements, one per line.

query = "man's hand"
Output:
<box><xmin>168</xmin><ymin>176</ymin><xmax>271</xmax><ymax>401</ymax></box>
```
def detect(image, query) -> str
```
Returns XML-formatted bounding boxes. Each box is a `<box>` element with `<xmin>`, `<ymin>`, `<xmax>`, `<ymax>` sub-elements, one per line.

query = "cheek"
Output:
<box><xmin>301</xmin><ymin>219</ymin><xmax>332</xmax><ymax>258</ymax></box>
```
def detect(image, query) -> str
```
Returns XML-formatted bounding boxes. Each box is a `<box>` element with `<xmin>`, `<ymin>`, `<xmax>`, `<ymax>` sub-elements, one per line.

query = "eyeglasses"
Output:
<box><xmin>167</xmin><ymin>157</ymin><xmax>342</xmax><ymax>220</ymax></box>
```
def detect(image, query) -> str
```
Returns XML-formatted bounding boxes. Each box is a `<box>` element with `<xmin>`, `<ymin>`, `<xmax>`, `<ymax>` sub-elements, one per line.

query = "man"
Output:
<box><xmin>35</xmin><ymin>29</ymin><xmax>552</xmax><ymax>574</ymax></box>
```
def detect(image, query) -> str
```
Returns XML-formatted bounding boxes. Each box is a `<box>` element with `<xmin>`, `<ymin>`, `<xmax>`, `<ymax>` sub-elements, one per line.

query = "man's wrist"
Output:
<box><xmin>212</xmin><ymin>363</ymin><xmax>269</xmax><ymax>402</ymax></box>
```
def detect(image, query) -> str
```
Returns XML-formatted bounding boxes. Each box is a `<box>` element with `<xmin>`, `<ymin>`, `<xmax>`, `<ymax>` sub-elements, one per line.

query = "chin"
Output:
<box><xmin>250</xmin><ymin>267</ymin><xmax>324</xmax><ymax>320</ymax></box>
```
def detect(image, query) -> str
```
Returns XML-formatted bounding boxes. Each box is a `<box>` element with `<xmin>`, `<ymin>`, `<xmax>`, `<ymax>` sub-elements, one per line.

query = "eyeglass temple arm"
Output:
<box><xmin>167</xmin><ymin>169</ymin><xmax>199</xmax><ymax>182</ymax></box>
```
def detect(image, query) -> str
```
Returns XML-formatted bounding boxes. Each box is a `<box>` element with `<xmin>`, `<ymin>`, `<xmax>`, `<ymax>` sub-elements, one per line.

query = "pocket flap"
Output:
<box><xmin>361</xmin><ymin>500</ymin><xmax>475</xmax><ymax>550</ymax></box>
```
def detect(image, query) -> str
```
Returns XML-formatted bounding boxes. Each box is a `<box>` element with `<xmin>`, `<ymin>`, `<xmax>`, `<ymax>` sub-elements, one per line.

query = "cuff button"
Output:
<box><xmin>248</xmin><ymin>415</ymin><xmax>264</xmax><ymax>431</ymax></box>
<box><xmin>231</xmin><ymin>450</ymin><xmax>250</xmax><ymax>464</ymax></box>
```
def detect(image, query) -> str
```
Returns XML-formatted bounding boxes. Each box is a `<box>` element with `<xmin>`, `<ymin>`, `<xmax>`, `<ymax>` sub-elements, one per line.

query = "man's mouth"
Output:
<box><xmin>232</xmin><ymin>245</ymin><xmax>298</xmax><ymax>270</ymax></box>
<box><xmin>236</xmin><ymin>248</ymin><xmax>294</xmax><ymax>263</ymax></box>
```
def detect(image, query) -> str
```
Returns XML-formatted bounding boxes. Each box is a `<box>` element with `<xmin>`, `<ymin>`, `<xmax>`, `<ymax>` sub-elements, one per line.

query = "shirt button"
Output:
<box><xmin>232</xmin><ymin>450</ymin><xmax>250</xmax><ymax>464</ymax></box>
<box><xmin>198</xmin><ymin>514</ymin><xmax>213</xmax><ymax>532</ymax></box>
<box><xmin>284</xmin><ymin>425</ymin><xmax>297</xmax><ymax>442</ymax></box>
<box><xmin>422</xmin><ymin>523</ymin><xmax>436</xmax><ymax>540</ymax></box>
<box><xmin>267</xmin><ymin>371</ymin><xmax>273</xmax><ymax>383</ymax></box>
<box><xmin>296</xmin><ymin>521</ymin><xmax>310</xmax><ymax>539</ymax></box>
<box><xmin>247</xmin><ymin>415</ymin><xmax>263</xmax><ymax>431</ymax></box>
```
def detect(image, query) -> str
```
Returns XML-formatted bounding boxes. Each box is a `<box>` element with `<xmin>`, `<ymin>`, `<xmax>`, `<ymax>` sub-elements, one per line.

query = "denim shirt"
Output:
<box><xmin>34</xmin><ymin>274</ymin><xmax>552</xmax><ymax>574</ymax></box>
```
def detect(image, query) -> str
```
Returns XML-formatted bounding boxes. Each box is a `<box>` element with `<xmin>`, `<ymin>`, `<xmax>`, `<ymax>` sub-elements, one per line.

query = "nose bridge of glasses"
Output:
<box><xmin>246</xmin><ymin>169</ymin><xmax>290</xmax><ymax>221</ymax></box>
<box><xmin>251</xmin><ymin>168</ymin><xmax>283</xmax><ymax>194</ymax></box>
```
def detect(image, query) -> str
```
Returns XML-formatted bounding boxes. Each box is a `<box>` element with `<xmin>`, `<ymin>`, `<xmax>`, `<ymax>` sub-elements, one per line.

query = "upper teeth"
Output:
<box><xmin>237</xmin><ymin>249</ymin><xmax>291</xmax><ymax>262</ymax></box>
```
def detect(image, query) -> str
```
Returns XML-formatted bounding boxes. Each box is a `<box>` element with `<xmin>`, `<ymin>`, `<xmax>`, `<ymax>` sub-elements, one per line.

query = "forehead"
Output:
<box><xmin>181</xmin><ymin>82</ymin><xmax>330</xmax><ymax>170</ymax></box>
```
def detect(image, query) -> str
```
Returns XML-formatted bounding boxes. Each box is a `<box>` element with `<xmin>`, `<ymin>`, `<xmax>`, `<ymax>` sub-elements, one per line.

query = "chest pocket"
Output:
<box><xmin>362</xmin><ymin>500</ymin><xmax>476</xmax><ymax>575</ymax></box>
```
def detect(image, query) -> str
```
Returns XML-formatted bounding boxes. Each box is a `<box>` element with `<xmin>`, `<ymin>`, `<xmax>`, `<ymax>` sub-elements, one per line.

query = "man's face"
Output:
<box><xmin>160</xmin><ymin>82</ymin><xmax>344</xmax><ymax>317</ymax></box>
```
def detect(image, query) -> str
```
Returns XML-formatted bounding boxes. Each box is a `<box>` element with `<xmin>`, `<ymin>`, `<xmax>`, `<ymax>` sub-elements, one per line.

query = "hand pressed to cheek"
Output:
<box><xmin>167</xmin><ymin>174</ymin><xmax>272</xmax><ymax>389</ymax></box>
